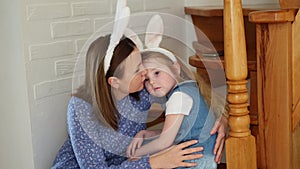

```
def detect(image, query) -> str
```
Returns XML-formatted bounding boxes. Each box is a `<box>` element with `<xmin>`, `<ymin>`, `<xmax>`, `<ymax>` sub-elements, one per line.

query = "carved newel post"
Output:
<box><xmin>224</xmin><ymin>0</ymin><xmax>257</xmax><ymax>168</ymax></box>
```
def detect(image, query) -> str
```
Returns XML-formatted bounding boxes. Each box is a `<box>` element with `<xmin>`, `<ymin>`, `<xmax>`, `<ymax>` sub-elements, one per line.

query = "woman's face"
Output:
<box><xmin>117</xmin><ymin>48</ymin><xmax>147</xmax><ymax>95</ymax></box>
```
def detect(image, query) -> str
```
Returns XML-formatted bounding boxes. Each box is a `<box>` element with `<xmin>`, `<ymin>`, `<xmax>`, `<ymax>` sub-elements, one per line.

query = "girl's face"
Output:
<box><xmin>144</xmin><ymin>62</ymin><xmax>178</xmax><ymax>97</ymax></box>
<box><xmin>117</xmin><ymin>48</ymin><xmax>147</xmax><ymax>96</ymax></box>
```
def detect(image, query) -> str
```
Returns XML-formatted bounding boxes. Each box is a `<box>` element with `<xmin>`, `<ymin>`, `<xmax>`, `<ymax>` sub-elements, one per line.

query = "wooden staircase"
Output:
<box><xmin>185</xmin><ymin>0</ymin><xmax>300</xmax><ymax>168</ymax></box>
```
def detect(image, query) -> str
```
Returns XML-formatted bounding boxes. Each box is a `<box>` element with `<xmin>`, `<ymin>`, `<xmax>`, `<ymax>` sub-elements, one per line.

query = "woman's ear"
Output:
<box><xmin>107</xmin><ymin>77</ymin><xmax>120</xmax><ymax>89</ymax></box>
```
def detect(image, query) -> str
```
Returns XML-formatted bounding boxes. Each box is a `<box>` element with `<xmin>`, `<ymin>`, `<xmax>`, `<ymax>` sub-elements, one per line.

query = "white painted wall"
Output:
<box><xmin>0</xmin><ymin>0</ymin><xmax>279</xmax><ymax>168</ymax></box>
<box><xmin>0</xmin><ymin>0</ymin><xmax>34</xmax><ymax>168</ymax></box>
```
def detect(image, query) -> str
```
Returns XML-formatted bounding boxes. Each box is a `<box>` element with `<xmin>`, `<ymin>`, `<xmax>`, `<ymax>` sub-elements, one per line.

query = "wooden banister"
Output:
<box><xmin>223</xmin><ymin>0</ymin><xmax>257</xmax><ymax>168</ymax></box>
<box><xmin>293</xmin><ymin>10</ymin><xmax>300</xmax><ymax>131</ymax></box>
<box><xmin>280</xmin><ymin>0</ymin><xmax>300</xmax><ymax>9</ymax></box>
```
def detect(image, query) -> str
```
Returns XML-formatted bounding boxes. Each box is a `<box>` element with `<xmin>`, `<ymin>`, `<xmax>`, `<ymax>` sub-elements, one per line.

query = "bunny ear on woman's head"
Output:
<box><xmin>109</xmin><ymin>7</ymin><xmax>130</xmax><ymax>45</ymax></box>
<box><xmin>145</xmin><ymin>15</ymin><xmax>164</xmax><ymax>48</ymax></box>
<box><xmin>104</xmin><ymin>0</ymin><xmax>130</xmax><ymax>74</ymax></box>
<box><xmin>115</xmin><ymin>0</ymin><xmax>127</xmax><ymax>20</ymax></box>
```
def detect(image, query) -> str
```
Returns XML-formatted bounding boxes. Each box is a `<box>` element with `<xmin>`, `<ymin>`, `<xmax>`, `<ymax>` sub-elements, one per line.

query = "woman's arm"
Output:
<box><xmin>67</xmin><ymin>97</ymin><xmax>152</xmax><ymax>169</ymax></box>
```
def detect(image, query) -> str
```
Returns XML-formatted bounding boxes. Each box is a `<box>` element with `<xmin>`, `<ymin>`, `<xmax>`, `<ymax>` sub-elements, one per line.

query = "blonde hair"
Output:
<box><xmin>141</xmin><ymin>51</ymin><xmax>195</xmax><ymax>82</ymax></box>
<box><xmin>141</xmin><ymin>50</ymin><xmax>228</xmax><ymax>119</ymax></box>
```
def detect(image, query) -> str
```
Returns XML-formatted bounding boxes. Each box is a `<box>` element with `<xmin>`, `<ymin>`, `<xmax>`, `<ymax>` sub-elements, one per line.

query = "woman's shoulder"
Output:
<box><xmin>67</xmin><ymin>96</ymin><xmax>93</xmax><ymax>119</ymax></box>
<box><xmin>69</xmin><ymin>96</ymin><xmax>90</xmax><ymax>104</ymax></box>
<box><xmin>68</xmin><ymin>96</ymin><xmax>92</xmax><ymax>108</ymax></box>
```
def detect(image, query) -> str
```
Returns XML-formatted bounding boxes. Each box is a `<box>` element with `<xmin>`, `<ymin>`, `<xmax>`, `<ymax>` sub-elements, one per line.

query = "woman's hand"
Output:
<box><xmin>210</xmin><ymin>115</ymin><xmax>228</xmax><ymax>164</ymax></box>
<box><xmin>149</xmin><ymin>140</ymin><xmax>203</xmax><ymax>169</ymax></box>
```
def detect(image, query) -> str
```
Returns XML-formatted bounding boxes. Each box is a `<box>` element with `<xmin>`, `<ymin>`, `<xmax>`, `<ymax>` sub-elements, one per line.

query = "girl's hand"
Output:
<box><xmin>126</xmin><ymin>130</ymin><xmax>147</xmax><ymax>157</ymax></box>
<box><xmin>149</xmin><ymin>140</ymin><xmax>203</xmax><ymax>169</ymax></box>
<box><xmin>210</xmin><ymin>115</ymin><xmax>228</xmax><ymax>164</ymax></box>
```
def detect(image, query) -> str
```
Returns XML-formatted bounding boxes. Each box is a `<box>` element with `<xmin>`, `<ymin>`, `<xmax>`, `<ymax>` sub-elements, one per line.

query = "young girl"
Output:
<box><xmin>126</xmin><ymin>50</ymin><xmax>218</xmax><ymax>169</ymax></box>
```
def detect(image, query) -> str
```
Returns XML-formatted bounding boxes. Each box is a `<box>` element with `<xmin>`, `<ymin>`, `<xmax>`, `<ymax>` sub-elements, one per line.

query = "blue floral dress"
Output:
<box><xmin>52</xmin><ymin>89</ymin><xmax>153</xmax><ymax>169</ymax></box>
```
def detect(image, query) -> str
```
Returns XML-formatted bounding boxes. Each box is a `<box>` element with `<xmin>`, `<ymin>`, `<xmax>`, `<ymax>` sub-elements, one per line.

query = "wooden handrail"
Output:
<box><xmin>293</xmin><ymin>10</ymin><xmax>300</xmax><ymax>131</ymax></box>
<box><xmin>280</xmin><ymin>0</ymin><xmax>300</xmax><ymax>9</ymax></box>
<box><xmin>224</xmin><ymin>0</ymin><xmax>257</xmax><ymax>168</ymax></box>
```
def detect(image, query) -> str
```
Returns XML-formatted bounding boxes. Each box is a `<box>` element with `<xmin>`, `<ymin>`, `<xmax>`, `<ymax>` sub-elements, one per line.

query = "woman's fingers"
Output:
<box><xmin>210</xmin><ymin>120</ymin><xmax>220</xmax><ymax>135</ymax></box>
<box><xmin>182</xmin><ymin>146</ymin><xmax>203</xmax><ymax>155</ymax></box>
<box><xmin>178</xmin><ymin>161</ymin><xmax>198</xmax><ymax>168</ymax></box>
<box><xmin>214</xmin><ymin>116</ymin><xmax>227</xmax><ymax>163</ymax></box>
<box><xmin>183</xmin><ymin>153</ymin><xmax>203</xmax><ymax>161</ymax></box>
<box><xmin>177</xmin><ymin>140</ymin><xmax>198</xmax><ymax>150</ymax></box>
<box><xmin>213</xmin><ymin>132</ymin><xmax>223</xmax><ymax>154</ymax></box>
<box><xmin>215</xmin><ymin>138</ymin><xmax>224</xmax><ymax>163</ymax></box>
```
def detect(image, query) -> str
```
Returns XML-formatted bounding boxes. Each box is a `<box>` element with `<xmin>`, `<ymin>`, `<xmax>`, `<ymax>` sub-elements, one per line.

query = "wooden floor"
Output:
<box><xmin>218</xmin><ymin>163</ymin><xmax>226</xmax><ymax>169</ymax></box>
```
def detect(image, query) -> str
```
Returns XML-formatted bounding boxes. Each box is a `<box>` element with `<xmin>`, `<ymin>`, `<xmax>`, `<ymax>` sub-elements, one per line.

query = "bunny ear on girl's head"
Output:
<box><xmin>145</xmin><ymin>15</ymin><xmax>164</xmax><ymax>48</ymax></box>
<box><xmin>124</xmin><ymin>28</ymin><xmax>143</xmax><ymax>51</ymax></box>
<box><xmin>143</xmin><ymin>15</ymin><xmax>177</xmax><ymax>63</ymax></box>
<box><xmin>104</xmin><ymin>0</ymin><xmax>130</xmax><ymax>74</ymax></box>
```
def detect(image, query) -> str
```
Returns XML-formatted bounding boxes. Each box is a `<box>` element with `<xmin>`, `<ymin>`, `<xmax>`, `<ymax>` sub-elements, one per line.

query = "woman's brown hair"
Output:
<box><xmin>74</xmin><ymin>35</ymin><xmax>136</xmax><ymax>130</ymax></box>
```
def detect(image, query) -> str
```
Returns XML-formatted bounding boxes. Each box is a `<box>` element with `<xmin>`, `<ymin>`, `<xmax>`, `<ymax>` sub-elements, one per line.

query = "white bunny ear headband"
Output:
<box><xmin>104</xmin><ymin>0</ymin><xmax>176</xmax><ymax>74</ymax></box>
<box><xmin>104</xmin><ymin>0</ymin><xmax>130</xmax><ymax>74</ymax></box>
<box><xmin>124</xmin><ymin>15</ymin><xmax>177</xmax><ymax>63</ymax></box>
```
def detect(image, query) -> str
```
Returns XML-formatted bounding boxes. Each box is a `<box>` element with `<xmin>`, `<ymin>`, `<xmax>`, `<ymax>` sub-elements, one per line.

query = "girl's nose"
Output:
<box><xmin>149</xmin><ymin>78</ymin><xmax>155</xmax><ymax>85</ymax></box>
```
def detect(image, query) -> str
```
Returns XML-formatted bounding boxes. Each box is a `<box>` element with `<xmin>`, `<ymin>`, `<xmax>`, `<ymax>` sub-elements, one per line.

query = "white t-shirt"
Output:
<box><xmin>165</xmin><ymin>91</ymin><xmax>193</xmax><ymax>116</ymax></box>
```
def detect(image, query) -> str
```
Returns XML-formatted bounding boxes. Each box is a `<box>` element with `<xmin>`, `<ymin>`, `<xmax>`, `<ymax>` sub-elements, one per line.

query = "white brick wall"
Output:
<box><xmin>26</xmin><ymin>3</ymin><xmax>70</xmax><ymax>21</ymax></box>
<box><xmin>29</xmin><ymin>40</ymin><xmax>75</xmax><ymax>60</ymax></box>
<box><xmin>55</xmin><ymin>57</ymin><xmax>78</xmax><ymax>76</ymax></box>
<box><xmin>34</xmin><ymin>77</ymin><xmax>73</xmax><ymax>99</ymax></box>
<box><xmin>72</xmin><ymin>1</ymin><xmax>111</xmax><ymax>16</ymax></box>
<box><xmin>51</xmin><ymin>19</ymin><xmax>92</xmax><ymax>38</ymax></box>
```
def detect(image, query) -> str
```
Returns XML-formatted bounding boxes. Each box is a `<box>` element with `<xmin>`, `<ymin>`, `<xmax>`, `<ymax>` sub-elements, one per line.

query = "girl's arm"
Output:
<box><xmin>133</xmin><ymin>114</ymin><xmax>184</xmax><ymax>157</ymax></box>
<box><xmin>133</xmin><ymin>92</ymin><xmax>193</xmax><ymax>157</ymax></box>
<box><xmin>127</xmin><ymin>129</ymin><xmax>161</xmax><ymax>157</ymax></box>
